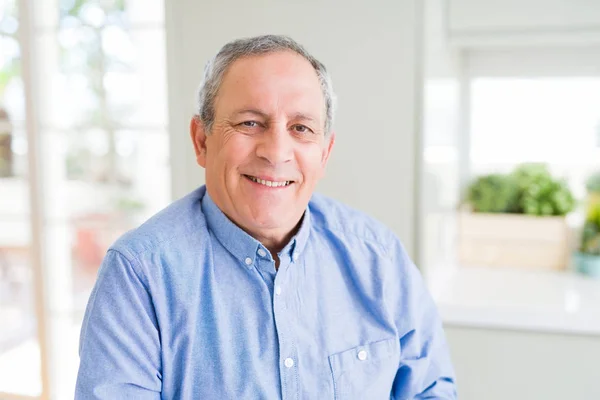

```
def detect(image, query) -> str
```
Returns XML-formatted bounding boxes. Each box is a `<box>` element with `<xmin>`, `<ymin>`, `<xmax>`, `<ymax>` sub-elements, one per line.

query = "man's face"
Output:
<box><xmin>191</xmin><ymin>51</ymin><xmax>335</xmax><ymax>242</ymax></box>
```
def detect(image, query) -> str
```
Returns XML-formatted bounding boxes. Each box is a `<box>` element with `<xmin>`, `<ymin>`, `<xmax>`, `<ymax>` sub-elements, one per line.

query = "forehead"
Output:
<box><xmin>214</xmin><ymin>51</ymin><xmax>325</xmax><ymax>119</ymax></box>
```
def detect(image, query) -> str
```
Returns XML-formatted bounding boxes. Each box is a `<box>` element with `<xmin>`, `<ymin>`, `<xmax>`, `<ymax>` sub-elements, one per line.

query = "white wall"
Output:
<box><xmin>420</xmin><ymin>0</ymin><xmax>462</xmax><ymax>270</ymax></box>
<box><xmin>165</xmin><ymin>0</ymin><xmax>423</xmax><ymax>256</ymax></box>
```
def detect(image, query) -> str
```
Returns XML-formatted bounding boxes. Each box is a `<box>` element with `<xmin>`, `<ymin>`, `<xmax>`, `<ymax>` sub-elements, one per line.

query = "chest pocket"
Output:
<box><xmin>328</xmin><ymin>337</ymin><xmax>400</xmax><ymax>400</ymax></box>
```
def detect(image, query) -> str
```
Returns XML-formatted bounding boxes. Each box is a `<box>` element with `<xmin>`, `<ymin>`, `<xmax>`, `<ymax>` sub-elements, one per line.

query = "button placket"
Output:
<box><xmin>272</xmin><ymin>266</ymin><xmax>298</xmax><ymax>399</ymax></box>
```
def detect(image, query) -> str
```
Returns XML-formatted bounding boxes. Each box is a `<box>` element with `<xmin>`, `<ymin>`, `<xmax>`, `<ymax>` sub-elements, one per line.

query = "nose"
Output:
<box><xmin>255</xmin><ymin>123</ymin><xmax>293</xmax><ymax>166</ymax></box>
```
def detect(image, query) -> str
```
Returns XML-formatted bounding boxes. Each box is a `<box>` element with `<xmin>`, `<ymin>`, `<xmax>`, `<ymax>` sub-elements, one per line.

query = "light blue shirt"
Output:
<box><xmin>75</xmin><ymin>186</ymin><xmax>456</xmax><ymax>399</ymax></box>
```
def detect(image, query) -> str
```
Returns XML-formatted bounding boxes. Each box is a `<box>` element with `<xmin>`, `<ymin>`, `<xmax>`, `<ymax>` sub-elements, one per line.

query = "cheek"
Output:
<box><xmin>297</xmin><ymin>146</ymin><xmax>327</xmax><ymax>181</ymax></box>
<box><xmin>228</xmin><ymin>137</ymin><xmax>254</xmax><ymax>155</ymax></box>
<box><xmin>217</xmin><ymin>136</ymin><xmax>255</xmax><ymax>175</ymax></box>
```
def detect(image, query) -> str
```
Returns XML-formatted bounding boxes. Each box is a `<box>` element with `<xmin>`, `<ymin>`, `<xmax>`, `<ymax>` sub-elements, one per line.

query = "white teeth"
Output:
<box><xmin>247</xmin><ymin>176</ymin><xmax>291</xmax><ymax>187</ymax></box>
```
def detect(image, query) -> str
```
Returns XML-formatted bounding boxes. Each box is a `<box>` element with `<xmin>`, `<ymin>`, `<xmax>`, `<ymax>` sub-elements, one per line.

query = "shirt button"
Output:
<box><xmin>357</xmin><ymin>350</ymin><xmax>368</xmax><ymax>361</ymax></box>
<box><xmin>244</xmin><ymin>257</ymin><xmax>253</xmax><ymax>266</ymax></box>
<box><xmin>284</xmin><ymin>358</ymin><xmax>294</xmax><ymax>368</ymax></box>
<box><xmin>292</xmin><ymin>253</ymin><xmax>299</xmax><ymax>261</ymax></box>
<box><xmin>275</xmin><ymin>286</ymin><xmax>282</xmax><ymax>295</ymax></box>
<box><xmin>257</xmin><ymin>248</ymin><xmax>267</xmax><ymax>257</ymax></box>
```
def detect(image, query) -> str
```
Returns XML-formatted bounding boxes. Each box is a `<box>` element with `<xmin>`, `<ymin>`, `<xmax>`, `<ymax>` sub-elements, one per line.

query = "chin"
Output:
<box><xmin>252</xmin><ymin>213</ymin><xmax>286</xmax><ymax>228</ymax></box>
<box><xmin>248</xmin><ymin>209</ymin><xmax>294</xmax><ymax>229</ymax></box>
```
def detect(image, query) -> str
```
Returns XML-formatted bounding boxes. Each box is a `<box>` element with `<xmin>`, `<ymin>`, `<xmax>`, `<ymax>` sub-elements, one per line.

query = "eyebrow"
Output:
<box><xmin>231</xmin><ymin>109</ymin><xmax>319</xmax><ymax>123</ymax></box>
<box><xmin>231</xmin><ymin>109</ymin><xmax>269</xmax><ymax>119</ymax></box>
<box><xmin>289</xmin><ymin>112</ymin><xmax>318</xmax><ymax>123</ymax></box>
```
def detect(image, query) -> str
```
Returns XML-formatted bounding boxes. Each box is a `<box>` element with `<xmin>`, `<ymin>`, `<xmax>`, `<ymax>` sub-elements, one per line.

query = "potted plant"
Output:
<box><xmin>585</xmin><ymin>171</ymin><xmax>600</xmax><ymax>209</ymax></box>
<box><xmin>573</xmin><ymin>173</ymin><xmax>600</xmax><ymax>277</ymax></box>
<box><xmin>458</xmin><ymin>163</ymin><xmax>576</xmax><ymax>270</ymax></box>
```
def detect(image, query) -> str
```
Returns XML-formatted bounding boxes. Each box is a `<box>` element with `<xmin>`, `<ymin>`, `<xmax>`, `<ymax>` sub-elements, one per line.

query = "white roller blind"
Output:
<box><xmin>466</xmin><ymin>47</ymin><xmax>600</xmax><ymax>77</ymax></box>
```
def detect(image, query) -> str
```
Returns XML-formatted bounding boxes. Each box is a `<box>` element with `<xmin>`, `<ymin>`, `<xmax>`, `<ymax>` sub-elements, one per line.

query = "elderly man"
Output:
<box><xmin>75</xmin><ymin>35</ymin><xmax>456</xmax><ymax>399</ymax></box>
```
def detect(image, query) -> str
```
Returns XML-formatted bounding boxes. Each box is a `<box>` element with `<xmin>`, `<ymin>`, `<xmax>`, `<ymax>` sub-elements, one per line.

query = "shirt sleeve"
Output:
<box><xmin>75</xmin><ymin>249</ymin><xmax>162</xmax><ymax>399</ymax></box>
<box><xmin>389</xmin><ymin>239</ymin><xmax>457</xmax><ymax>399</ymax></box>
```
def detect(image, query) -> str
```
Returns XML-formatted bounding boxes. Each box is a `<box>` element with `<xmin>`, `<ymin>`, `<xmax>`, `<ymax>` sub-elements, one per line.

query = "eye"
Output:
<box><xmin>236</xmin><ymin>120</ymin><xmax>263</xmax><ymax>133</ymax></box>
<box><xmin>292</xmin><ymin>124</ymin><xmax>313</xmax><ymax>134</ymax></box>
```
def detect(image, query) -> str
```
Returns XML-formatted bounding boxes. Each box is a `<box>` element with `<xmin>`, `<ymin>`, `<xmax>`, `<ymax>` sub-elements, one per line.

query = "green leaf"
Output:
<box><xmin>464</xmin><ymin>163</ymin><xmax>576</xmax><ymax>216</ymax></box>
<box><xmin>466</xmin><ymin>174</ymin><xmax>519</xmax><ymax>213</ymax></box>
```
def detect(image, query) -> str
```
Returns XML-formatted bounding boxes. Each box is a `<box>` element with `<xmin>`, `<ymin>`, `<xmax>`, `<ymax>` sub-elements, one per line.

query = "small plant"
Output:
<box><xmin>465</xmin><ymin>163</ymin><xmax>575</xmax><ymax>216</ymax></box>
<box><xmin>466</xmin><ymin>174</ymin><xmax>518</xmax><ymax>213</ymax></box>
<box><xmin>574</xmin><ymin>180</ymin><xmax>600</xmax><ymax>277</ymax></box>
<box><xmin>580</xmin><ymin>220</ymin><xmax>600</xmax><ymax>256</ymax></box>
<box><xmin>586</xmin><ymin>172</ymin><xmax>600</xmax><ymax>194</ymax></box>
<box><xmin>579</xmin><ymin>189</ymin><xmax>600</xmax><ymax>256</ymax></box>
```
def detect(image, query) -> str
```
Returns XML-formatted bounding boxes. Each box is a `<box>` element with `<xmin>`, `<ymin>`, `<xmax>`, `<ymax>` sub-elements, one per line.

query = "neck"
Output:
<box><xmin>252</xmin><ymin>218</ymin><xmax>303</xmax><ymax>255</ymax></box>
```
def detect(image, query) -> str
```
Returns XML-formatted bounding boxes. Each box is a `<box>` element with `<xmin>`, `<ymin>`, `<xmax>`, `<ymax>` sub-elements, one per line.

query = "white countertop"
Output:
<box><xmin>427</xmin><ymin>265</ymin><xmax>600</xmax><ymax>335</ymax></box>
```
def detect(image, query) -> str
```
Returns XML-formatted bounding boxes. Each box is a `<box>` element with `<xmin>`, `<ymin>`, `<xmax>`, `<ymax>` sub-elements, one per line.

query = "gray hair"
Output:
<box><xmin>196</xmin><ymin>34</ymin><xmax>336</xmax><ymax>135</ymax></box>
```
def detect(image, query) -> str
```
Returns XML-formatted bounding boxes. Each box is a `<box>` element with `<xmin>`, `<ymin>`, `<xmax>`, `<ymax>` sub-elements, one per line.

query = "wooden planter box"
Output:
<box><xmin>458</xmin><ymin>212</ymin><xmax>570</xmax><ymax>270</ymax></box>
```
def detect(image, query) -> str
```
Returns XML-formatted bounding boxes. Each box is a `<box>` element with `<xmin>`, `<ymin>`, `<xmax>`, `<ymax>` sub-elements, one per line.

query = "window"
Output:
<box><xmin>470</xmin><ymin>77</ymin><xmax>600</xmax><ymax>199</ymax></box>
<box><xmin>421</xmin><ymin>45</ymin><xmax>600</xmax><ymax>333</ymax></box>
<box><xmin>0</xmin><ymin>1</ymin><xmax>170</xmax><ymax>398</ymax></box>
<box><xmin>422</xmin><ymin>49</ymin><xmax>600</xmax><ymax>270</ymax></box>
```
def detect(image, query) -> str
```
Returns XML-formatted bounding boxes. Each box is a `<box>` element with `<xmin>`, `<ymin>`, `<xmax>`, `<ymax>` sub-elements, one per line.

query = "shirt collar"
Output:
<box><xmin>200</xmin><ymin>187</ymin><xmax>311</xmax><ymax>264</ymax></box>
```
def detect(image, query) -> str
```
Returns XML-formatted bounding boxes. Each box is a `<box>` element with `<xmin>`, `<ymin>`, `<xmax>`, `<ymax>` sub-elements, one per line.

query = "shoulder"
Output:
<box><xmin>110</xmin><ymin>186</ymin><xmax>209</xmax><ymax>262</ymax></box>
<box><xmin>308</xmin><ymin>192</ymin><xmax>399</xmax><ymax>257</ymax></box>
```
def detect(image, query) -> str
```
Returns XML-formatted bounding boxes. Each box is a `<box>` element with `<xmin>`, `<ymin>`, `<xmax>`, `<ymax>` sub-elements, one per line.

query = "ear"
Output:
<box><xmin>318</xmin><ymin>131</ymin><xmax>336</xmax><ymax>177</ymax></box>
<box><xmin>190</xmin><ymin>116</ymin><xmax>208</xmax><ymax>168</ymax></box>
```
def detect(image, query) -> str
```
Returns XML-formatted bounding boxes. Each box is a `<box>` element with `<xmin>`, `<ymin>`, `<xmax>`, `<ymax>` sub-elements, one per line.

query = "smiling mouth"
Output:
<box><xmin>244</xmin><ymin>175</ymin><xmax>293</xmax><ymax>188</ymax></box>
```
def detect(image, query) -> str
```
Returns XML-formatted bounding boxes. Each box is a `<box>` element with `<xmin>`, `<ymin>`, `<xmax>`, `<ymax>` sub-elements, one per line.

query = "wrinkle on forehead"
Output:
<box><xmin>213</xmin><ymin>52</ymin><xmax>325</xmax><ymax>128</ymax></box>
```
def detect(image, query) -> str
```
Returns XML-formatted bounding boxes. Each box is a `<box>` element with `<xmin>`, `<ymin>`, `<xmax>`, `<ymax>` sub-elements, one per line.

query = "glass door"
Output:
<box><xmin>1</xmin><ymin>0</ymin><xmax>170</xmax><ymax>398</ymax></box>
